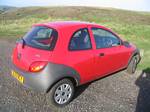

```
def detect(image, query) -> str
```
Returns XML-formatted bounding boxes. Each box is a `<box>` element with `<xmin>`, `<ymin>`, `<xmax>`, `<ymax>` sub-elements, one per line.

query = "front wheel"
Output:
<box><xmin>46</xmin><ymin>78</ymin><xmax>74</xmax><ymax>107</ymax></box>
<box><xmin>126</xmin><ymin>56</ymin><xmax>138</xmax><ymax>74</ymax></box>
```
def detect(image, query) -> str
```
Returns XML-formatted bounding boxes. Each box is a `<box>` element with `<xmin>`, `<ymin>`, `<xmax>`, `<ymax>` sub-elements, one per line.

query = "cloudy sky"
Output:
<box><xmin>0</xmin><ymin>0</ymin><xmax>150</xmax><ymax>11</ymax></box>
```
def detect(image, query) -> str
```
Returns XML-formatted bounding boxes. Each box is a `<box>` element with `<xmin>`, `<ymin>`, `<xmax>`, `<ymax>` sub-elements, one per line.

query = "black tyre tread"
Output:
<box><xmin>46</xmin><ymin>78</ymin><xmax>74</xmax><ymax>108</ymax></box>
<box><xmin>127</xmin><ymin>56</ymin><xmax>137</xmax><ymax>74</ymax></box>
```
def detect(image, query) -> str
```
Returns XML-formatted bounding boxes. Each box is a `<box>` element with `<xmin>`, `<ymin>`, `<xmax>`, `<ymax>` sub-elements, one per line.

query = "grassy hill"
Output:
<box><xmin>0</xmin><ymin>5</ymin><xmax>16</xmax><ymax>13</ymax></box>
<box><xmin>0</xmin><ymin>6</ymin><xmax>150</xmax><ymax>70</ymax></box>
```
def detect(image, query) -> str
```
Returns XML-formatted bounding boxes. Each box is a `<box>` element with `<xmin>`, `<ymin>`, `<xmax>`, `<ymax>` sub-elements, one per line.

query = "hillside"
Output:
<box><xmin>1</xmin><ymin>6</ymin><xmax>150</xmax><ymax>24</ymax></box>
<box><xmin>0</xmin><ymin>6</ymin><xmax>150</xmax><ymax>69</ymax></box>
<box><xmin>0</xmin><ymin>5</ymin><xmax>16</xmax><ymax>13</ymax></box>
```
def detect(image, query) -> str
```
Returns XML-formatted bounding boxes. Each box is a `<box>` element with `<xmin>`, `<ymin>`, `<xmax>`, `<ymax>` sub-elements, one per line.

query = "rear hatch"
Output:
<box><xmin>12</xmin><ymin>26</ymin><xmax>58</xmax><ymax>71</ymax></box>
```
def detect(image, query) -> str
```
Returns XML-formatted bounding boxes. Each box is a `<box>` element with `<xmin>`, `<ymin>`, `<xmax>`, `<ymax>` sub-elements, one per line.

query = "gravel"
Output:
<box><xmin>0</xmin><ymin>39</ymin><xmax>150</xmax><ymax>112</ymax></box>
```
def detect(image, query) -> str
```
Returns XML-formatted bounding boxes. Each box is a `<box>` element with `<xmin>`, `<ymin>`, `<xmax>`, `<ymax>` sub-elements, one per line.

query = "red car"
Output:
<box><xmin>11</xmin><ymin>21</ymin><xmax>140</xmax><ymax>106</ymax></box>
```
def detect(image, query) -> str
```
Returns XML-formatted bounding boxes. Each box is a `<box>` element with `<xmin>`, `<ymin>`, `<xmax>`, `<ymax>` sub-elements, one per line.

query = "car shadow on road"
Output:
<box><xmin>73</xmin><ymin>82</ymin><xmax>91</xmax><ymax>100</ymax></box>
<box><xmin>135</xmin><ymin>68</ymin><xmax>150</xmax><ymax>112</ymax></box>
<box><xmin>72</xmin><ymin>69</ymin><xmax>126</xmax><ymax>101</ymax></box>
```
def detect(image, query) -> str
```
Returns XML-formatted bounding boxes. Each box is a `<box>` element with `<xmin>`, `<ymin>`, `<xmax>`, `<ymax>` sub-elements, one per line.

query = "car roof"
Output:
<box><xmin>34</xmin><ymin>21</ymin><xmax>102</xmax><ymax>29</ymax></box>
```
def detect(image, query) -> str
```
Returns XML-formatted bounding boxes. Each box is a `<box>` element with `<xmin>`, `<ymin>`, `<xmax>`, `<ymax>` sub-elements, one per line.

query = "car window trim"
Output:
<box><xmin>68</xmin><ymin>28</ymin><xmax>92</xmax><ymax>51</ymax></box>
<box><xmin>91</xmin><ymin>27</ymin><xmax>122</xmax><ymax>49</ymax></box>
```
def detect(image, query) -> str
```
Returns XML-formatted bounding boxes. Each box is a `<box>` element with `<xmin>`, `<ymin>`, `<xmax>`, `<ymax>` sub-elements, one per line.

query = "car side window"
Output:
<box><xmin>69</xmin><ymin>28</ymin><xmax>92</xmax><ymax>50</ymax></box>
<box><xmin>91</xmin><ymin>28</ymin><xmax>121</xmax><ymax>49</ymax></box>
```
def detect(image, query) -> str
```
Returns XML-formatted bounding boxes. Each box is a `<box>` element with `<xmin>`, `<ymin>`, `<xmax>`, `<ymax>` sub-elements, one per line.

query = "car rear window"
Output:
<box><xmin>23</xmin><ymin>26</ymin><xmax>58</xmax><ymax>50</ymax></box>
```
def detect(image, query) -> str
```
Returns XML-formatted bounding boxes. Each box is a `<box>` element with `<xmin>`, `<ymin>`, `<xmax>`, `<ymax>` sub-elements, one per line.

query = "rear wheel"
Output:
<box><xmin>126</xmin><ymin>56</ymin><xmax>138</xmax><ymax>74</ymax></box>
<box><xmin>46</xmin><ymin>78</ymin><xmax>74</xmax><ymax>107</ymax></box>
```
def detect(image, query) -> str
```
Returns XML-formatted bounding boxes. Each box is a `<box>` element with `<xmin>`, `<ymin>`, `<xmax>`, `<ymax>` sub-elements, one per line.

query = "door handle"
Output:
<box><xmin>99</xmin><ymin>53</ymin><xmax>105</xmax><ymax>57</ymax></box>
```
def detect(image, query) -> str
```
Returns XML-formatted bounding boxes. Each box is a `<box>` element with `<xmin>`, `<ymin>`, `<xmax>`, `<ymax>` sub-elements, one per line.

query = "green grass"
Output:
<box><xmin>0</xmin><ymin>6</ymin><xmax>150</xmax><ymax>70</ymax></box>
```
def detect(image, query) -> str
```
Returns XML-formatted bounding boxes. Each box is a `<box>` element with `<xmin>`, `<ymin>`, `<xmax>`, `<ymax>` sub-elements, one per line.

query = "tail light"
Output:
<box><xmin>29</xmin><ymin>61</ymin><xmax>48</xmax><ymax>72</ymax></box>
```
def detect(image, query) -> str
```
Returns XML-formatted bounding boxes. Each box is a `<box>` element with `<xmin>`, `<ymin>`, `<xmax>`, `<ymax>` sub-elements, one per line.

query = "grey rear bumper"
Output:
<box><xmin>11</xmin><ymin>63</ymin><xmax>80</xmax><ymax>93</ymax></box>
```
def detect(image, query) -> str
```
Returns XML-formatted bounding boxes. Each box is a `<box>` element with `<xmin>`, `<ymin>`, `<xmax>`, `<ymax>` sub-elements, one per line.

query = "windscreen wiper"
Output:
<box><xmin>21</xmin><ymin>38</ymin><xmax>26</xmax><ymax>48</ymax></box>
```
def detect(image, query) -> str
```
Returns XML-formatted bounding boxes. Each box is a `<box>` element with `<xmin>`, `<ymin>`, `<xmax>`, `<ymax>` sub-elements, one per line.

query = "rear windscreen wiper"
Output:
<box><xmin>21</xmin><ymin>38</ymin><xmax>26</xmax><ymax>48</ymax></box>
<box><xmin>16</xmin><ymin>38</ymin><xmax>26</xmax><ymax>48</ymax></box>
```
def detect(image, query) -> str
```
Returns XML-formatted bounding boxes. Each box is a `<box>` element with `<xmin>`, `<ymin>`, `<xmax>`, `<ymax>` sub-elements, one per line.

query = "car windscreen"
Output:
<box><xmin>23</xmin><ymin>26</ymin><xmax>58</xmax><ymax>50</ymax></box>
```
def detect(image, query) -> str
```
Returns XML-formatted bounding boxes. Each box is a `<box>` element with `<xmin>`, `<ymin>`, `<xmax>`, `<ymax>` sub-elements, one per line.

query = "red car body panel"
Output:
<box><xmin>12</xmin><ymin>43</ymin><xmax>53</xmax><ymax>71</ymax></box>
<box><xmin>12</xmin><ymin>21</ymin><xmax>138</xmax><ymax>88</ymax></box>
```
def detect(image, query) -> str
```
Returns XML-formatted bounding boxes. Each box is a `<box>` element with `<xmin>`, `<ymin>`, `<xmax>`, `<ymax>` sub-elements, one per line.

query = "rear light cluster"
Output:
<box><xmin>29</xmin><ymin>61</ymin><xmax>48</xmax><ymax>72</ymax></box>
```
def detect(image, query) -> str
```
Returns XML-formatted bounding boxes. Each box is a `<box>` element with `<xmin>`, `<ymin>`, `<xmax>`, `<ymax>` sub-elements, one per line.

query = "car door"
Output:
<box><xmin>90</xmin><ymin>27</ymin><xmax>131</xmax><ymax>78</ymax></box>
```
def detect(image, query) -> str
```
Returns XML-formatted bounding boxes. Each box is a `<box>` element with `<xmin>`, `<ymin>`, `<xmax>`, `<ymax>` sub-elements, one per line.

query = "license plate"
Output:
<box><xmin>11</xmin><ymin>70</ymin><xmax>24</xmax><ymax>84</ymax></box>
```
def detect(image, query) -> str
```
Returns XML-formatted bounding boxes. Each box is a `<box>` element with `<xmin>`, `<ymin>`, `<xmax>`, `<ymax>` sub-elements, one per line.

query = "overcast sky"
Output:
<box><xmin>0</xmin><ymin>0</ymin><xmax>150</xmax><ymax>12</ymax></box>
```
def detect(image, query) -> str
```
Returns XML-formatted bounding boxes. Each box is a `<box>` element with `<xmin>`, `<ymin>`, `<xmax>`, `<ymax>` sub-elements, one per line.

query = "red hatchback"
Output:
<box><xmin>11</xmin><ymin>21</ymin><xmax>140</xmax><ymax>106</ymax></box>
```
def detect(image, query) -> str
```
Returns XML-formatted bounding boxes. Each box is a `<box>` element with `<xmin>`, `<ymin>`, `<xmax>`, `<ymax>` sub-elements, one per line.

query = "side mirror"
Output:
<box><xmin>123</xmin><ymin>41</ymin><xmax>131</xmax><ymax>47</ymax></box>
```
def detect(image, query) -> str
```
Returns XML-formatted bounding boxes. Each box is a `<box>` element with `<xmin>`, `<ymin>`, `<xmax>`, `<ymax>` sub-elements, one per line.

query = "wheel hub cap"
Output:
<box><xmin>54</xmin><ymin>84</ymin><xmax>72</xmax><ymax>104</ymax></box>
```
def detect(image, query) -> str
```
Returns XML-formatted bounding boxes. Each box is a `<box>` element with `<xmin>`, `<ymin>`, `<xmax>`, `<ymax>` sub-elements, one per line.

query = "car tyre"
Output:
<box><xmin>127</xmin><ymin>56</ymin><xmax>138</xmax><ymax>74</ymax></box>
<box><xmin>46</xmin><ymin>78</ymin><xmax>74</xmax><ymax>107</ymax></box>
